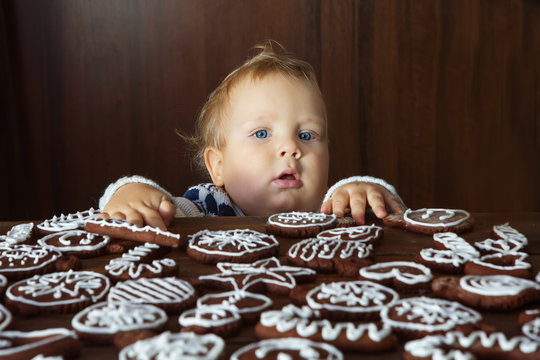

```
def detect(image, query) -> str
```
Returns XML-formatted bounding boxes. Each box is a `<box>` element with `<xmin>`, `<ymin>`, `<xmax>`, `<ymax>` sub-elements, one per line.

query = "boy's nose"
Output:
<box><xmin>278</xmin><ymin>143</ymin><xmax>302</xmax><ymax>159</ymax></box>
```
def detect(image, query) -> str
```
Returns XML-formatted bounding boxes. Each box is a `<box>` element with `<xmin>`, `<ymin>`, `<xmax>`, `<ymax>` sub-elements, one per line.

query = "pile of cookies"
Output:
<box><xmin>0</xmin><ymin>208</ymin><xmax>538</xmax><ymax>359</ymax></box>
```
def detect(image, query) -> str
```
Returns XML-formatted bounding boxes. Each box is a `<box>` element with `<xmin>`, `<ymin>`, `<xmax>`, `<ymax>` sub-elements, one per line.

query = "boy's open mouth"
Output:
<box><xmin>279</xmin><ymin>174</ymin><xmax>296</xmax><ymax>180</ymax></box>
<box><xmin>273</xmin><ymin>169</ymin><xmax>302</xmax><ymax>189</ymax></box>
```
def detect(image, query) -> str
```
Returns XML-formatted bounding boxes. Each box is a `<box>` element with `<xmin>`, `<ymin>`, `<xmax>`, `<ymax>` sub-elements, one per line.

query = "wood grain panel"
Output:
<box><xmin>1</xmin><ymin>0</ymin><xmax>539</xmax><ymax>220</ymax></box>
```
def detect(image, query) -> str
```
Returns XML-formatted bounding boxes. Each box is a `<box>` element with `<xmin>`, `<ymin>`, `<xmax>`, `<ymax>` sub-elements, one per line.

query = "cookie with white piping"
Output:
<box><xmin>0</xmin><ymin>222</ymin><xmax>35</xmax><ymax>244</ymax></box>
<box><xmin>196</xmin><ymin>290</ymin><xmax>272</xmax><ymax>324</ymax></box>
<box><xmin>0</xmin><ymin>243</ymin><xmax>63</xmax><ymax>281</ymax></box>
<box><xmin>5</xmin><ymin>270</ymin><xmax>110</xmax><ymax>316</ymax></box>
<box><xmin>84</xmin><ymin>217</ymin><xmax>183</xmax><ymax>248</ymax></box>
<box><xmin>464</xmin><ymin>251</ymin><xmax>532</xmax><ymax>278</ymax></box>
<box><xmin>118</xmin><ymin>331</ymin><xmax>225</xmax><ymax>360</ymax></box>
<box><xmin>317</xmin><ymin>224</ymin><xmax>383</xmax><ymax>245</ymax></box>
<box><xmin>231</xmin><ymin>338</ymin><xmax>344</xmax><ymax>360</ymax></box>
<box><xmin>187</xmin><ymin>229</ymin><xmax>279</xmax><ymax>264</ymax></box>
<box><xmin>432</xmin><ymin>275</ymin><xmax>540</xmax><ymax>311</ymax></box>
<box><xmin>36</xmin><ymin>208</ymin><xmax>100</xmax><ymax>234</ymax></box>
<box><xmin>71</xmin><ymin>301</ymin><xmax>168</xmax><ymax>344</ymax></box>
<box><xmin>383</xmin><ymin>208</ymin><xmax>474</xmax><ymax>234</ymax></box>
<box><xmin>179</xmin><ymin>305</ymin><xmax>243</xmax><ymax>338</ymax></box>
<box><xmin>37</xmin><ymin>230</ymin><xmax>110</xmax><ymax>258</ymax></box>
<box><xmin>266</xmin><ymin>211</ymin><xmax>337</xmax><ymax>238</ymax></box>
<box><xmin>358</xmin><ymin>261</ymin><xmax>433</xmax><ymax>292</ymax></box>
<box><xmin>255</xmin><ymin>304</ymin><xmax>398</xmax><ymax>353</ymax></box>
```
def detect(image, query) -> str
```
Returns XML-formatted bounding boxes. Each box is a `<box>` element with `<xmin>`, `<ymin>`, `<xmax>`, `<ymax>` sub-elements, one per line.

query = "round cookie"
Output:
<box><xmin>432</xmin><ymin>275</ymin><xmax>540</xmax><ymax>311</ymax></box>
<box><xmin>287</xmin><ymin>237</ymin><xmax>374</xmax><ymax>277</ymax></box>
<box><xmin>380</xmin><ymin>296</ymin><xmax>483</xmax><ymax>339</ymax></box>
<box><xmin>304</xmin><ymin>280</ymin><xmax>399</xmax><ymax>321</ymax></box>
<box><xmin>196</xmin><ymin>290</ymin><xmax>272</xmax><ymax>324</ymax></box>
<box><xmin>266</xmin><ymin>211</ymin><xmax>337</xmax><ymax>238</ymax></box>
<box><xmin>108</xmin><ymin>277</ymin><xmax>197</xmax><ymax>314</ymax></box>
<box><xmin>118</xmin><ymin>331</ymin><xmax>225</xmax><ymax>360</ymax></box>
<box><xmin>179</xmin><ymin>305</ymin><xmax>243</xmax><ymax>338</ymax></box>
<box><xmin>231</xmin><ymin>338</ymin><xmax>344</xmax><ymax>360</ymax></box>
<box><xmin>72</xmin><ymin>301</ymin><xmax>168</xmax><ymax>344</ymax></box>
<box><xmin>317</xmin><ymin>224</ymin><xmax>383</xmax><ymax>245</ymax></box>
<box><xmin>36</xmin><ymin>208</ymin><xmax>100</xmax><ymax>234</ymax></box>
<box><xmin>5</xmin><ymin>270</ymin><xmax>110</xmax><ymax>316</ymax></box>
<box><xmin>358</xmin><ymin>261</ymin><xmax>433</xmax><ymax>292</ymax></box>
<box><xmin>383</xmin><ymin>208</ymin><xmax>474</xmax><ymax>234</ymax></box>
<box><xmin>37</xmin><ymin>230</ymin><xmax>110</xmax><ymax>258</ymax></box>
<box><xmin>187</xmin><ymin>229</ymin><xmax>279</xmax><ymax>264</ymax></box>
<box><xmin>0</xmin><ymin>243</ymin><xmax>63</xmax><ymax>280</ymax></box>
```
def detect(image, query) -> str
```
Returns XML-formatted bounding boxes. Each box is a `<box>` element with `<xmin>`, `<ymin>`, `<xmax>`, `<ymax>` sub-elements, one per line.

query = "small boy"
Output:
<box><xmin>99</xmin><ymin>41</ymin><xmax>406</xmax><ymax>230</ymax></box>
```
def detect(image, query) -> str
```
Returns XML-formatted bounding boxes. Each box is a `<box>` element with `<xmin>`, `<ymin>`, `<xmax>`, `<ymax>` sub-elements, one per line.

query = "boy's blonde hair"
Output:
<box><xmin>183</xmin><ymin>40</ymin><xmax>324</xmax><ymax>175</ymax></box>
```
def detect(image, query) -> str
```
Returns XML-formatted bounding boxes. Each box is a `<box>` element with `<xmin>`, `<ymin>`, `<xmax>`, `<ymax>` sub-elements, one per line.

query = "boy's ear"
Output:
<box><xmin>204</xmin><ymin>147</ymin><xmax>224</xmax><ymax>186</ymax></box>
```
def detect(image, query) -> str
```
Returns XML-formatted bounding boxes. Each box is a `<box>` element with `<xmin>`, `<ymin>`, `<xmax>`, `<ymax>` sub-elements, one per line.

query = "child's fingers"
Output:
<box><xmin>329</xmin><ymin>191</ymin><xmax>349</xmax><ymax>217</ymax></box>
<box><xmin>138</xmin><ymin>206</ymin><xmax>167</xmax><ymax>231</ymax></box>
<box><xmin>320</xmin><ymin>200</ymin><xmax>333</xmax><ymax>214</ymax></box>
<box><xmin>349</xmin><ymin>193</ymin><xmax>367</xmax><ymax>225</ymax></box>
<box><xmin>158</xmin><ymin>198</ymin><xmax>175</xmax><ymax>227</ymax></box>
<box><xmin>384</xmin><ymin>194</ymin><xmax>405</xmax><ymax>214</ymax></box>
<box><xmin>367</xmin><ymin>190</ymin><xmax>387</xmax><ymax>219</ymax></box>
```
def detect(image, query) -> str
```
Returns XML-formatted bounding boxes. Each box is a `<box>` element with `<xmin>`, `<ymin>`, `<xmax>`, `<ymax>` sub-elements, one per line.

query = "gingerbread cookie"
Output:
<box><xmin>0</xmin><ymin>222</ymin><xmax>34</xmax><ymax>244</ymax></box>
<box><xmin>316</xmin><ymin>224</ymin><xmax>383</xmax><ymax>245</ymax></box>
<box><xmin>108</xmin><ymin>277</ymin><xmax>197</xmax><ymax>314</ymax></box>
<box><xmin>403</xmin><ymin>331</ymin><xmax>540</xmax><ymax>360</ymax></box>
<box><xmin>37</xmin><ymin>208</ymin><xmax>100</xmax><ymax>234</ymax></box>
<box><xmin>432</xmin><ymin>275</ymin><xmax>540</xmax><ymax>311</ymax></box>
<box><xmin>37</xmin><ymin>230</ymin><xmax>110</xmax><ymax>258</ymax></box>
<box><xmin>72</xmin><ymin>301</ymin><xmax>168</xmax><ymax>344</ymax></box>
<box><xmin>179</xmin><ymin>304</ymin><xmax>243</xmax><ymax>338</ymax></box>
<box><xmin>416</xmin><ymin>248</ymin><xmax>472</xmax><ymax>274</ymax></box>
<box><xmin>5</xmin><ymin>270</ymin><xmax>110</xmax><ymax>316</ymax></box>
<box><xmin>118</xmin><ymin>331</ymin><xmax>225</xmax><ymax>360</ymax></box>
<box><xmin>380</xmin><ymin>296</ymin><xmax>483</xmax><ymax>339</ymax></box>
<box><xmin>266</xmin><ymin>211</ymin><xmax>337</xmax><ymax>238</ymax></box>
<box><xmin>84</xmin><ymin>217</ymin><xmax>183</xmax><ymax>248</ymax></box>
<box><xmin>383</xmin><ymin>208</ymin><xmax>474</xmax><ymax>234</ymax></box>
<box><xmin>0</xmin><ymin>243</ymin><xmax>63</xmax><ymax>280</ymax></box>
<box><xmin>256</xmin><ymin>304</ymin><xmax>397</xmax><ymax>353</ymax></box>
<box><xmin>303</xmin><ymin>280</ymin><xmax>398</xmax><ymax>321</ymax></box>
<box><xmin>105</xmin><ymin>242</ymin><xmax>177</xmax><ymax>281</ymax></box>
<box><xmin>187</xmin><ymin>229</ymin><xmax>279</xmax><ymax>264</ymax></box>
<box><xmin>198</xmin><ymin>257</ymin><xmax>316</xmax><ymax>295</ymax></box>
<box><xmin>196</xmin><ymin>290</ymin><xmax>272</xmax><ymax>324</ymax></box>
<box><xmin>0</xmin><ymin>328</ymin><xmax>82</xmax><ymax>360</ymax></box>
<box><xmin>287</xmin><ymin>236</ymin><xmax>374</xmax><ymax>277</ymax></box>
<box><xmin>522</xmin><ymin>317</ymin><xmax>540</xmax><ymax>343</ymax></box>
<box><xmin>358</xmin><ymin>261</ymin><xmax>433</xmax><ymax>292</ymax></box>
<box><xmin>231</xmin><ymin>338</ymin><xmax>344</xmax><ymax>360</ymax></box>
<box><xmin>464</xmin><ymin>251</ymin><xmax>532</xmax><ymax>278</ymax></box>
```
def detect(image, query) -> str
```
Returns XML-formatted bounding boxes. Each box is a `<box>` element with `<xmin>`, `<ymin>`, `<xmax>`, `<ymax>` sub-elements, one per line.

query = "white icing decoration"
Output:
<box><xmin>0</xmin><ymin>244</ymin><xmax>61</xmax><ymax>273</ymax></box>
<box><xmin>0</xmin><ymin>328</ymin><xmax>78</xmax><ymax>357</ymax></box>
<box><xmin>198</xmin><ymin>257</ymin><xmax>316</xmax><ymax>292</ymax></box>
<box><xmin>197</xmin><ymin>290</ymin><xmax>272</xmax><ymax>316</ymax></box>
<box><xmin>268</xmin><ymin>212</ymin><xmax>337</xmax><ymax>228</ymax></box>
<box><xmin>6</xmin><ymin>270</ymin><xmax>110</xmax><ymax>307</ymax></box>
<box><xmin>105</xmin><ymin>243</ymin><xmax>176</xmax><ymax>279</ymax></box>
<box><xmin>259</xmin><ymin>304</ymin><xmax>393</xmax><ymax>343</ymax></box>
<box><xmin>179</xmin><ymin>305</ymin><xmax>241</xmax><ymax>328</ymax></box>
<box><xmin>419</xmin><ymin>248</ymin><xmax>471</xmax><ymax>267</ymax></box>
<box><xmin>37</xmin><ymin>208</ymin><xmax>100</xmax><ymax>232</ymax></box>
<box><xmin>404</xmin><ymin>208</ymin><xmax>470</xmax><ymax>227</ymax></box>
<box><xmin>0</xmin><ymin>303</ymin><xmax>12</xmax><ymax>331</ymax></box>
<box><xmin>493</xmin><ymin>223</ymin><xmax>528</xmax><ymax>244</ymax></box>
<box><xmin>380</xmin><ymin>296</ymin><xmax>482</xmax><ymax>332</ymax></box>
<box><xmin>188</xmin><ymin>229</ymin><xmax>278</xmax><ymax>256</ymax></box>
<box><xmin>468</xmin><ymin>252</ymin><xmax>531</xmax><ymax>272</ymax></box>
<box><xmin>433</xmin><ymin>232</ymin><xmax>480</xmax><ymax>259</ymax></box>
<box><xmin>230</xmin><ymin>338</ymin><xmax>343</xmax><ymax>360</ymax></box>
<box><xmin>71</xmin><ymin>301</ymin><xmax>167</xmax><ymax>334</ymax></box>
<box><xmin>317</xmin><ymin>224</ymin><xmax>382</xmax><ymax>242</ymax></box>
<box><xmin>85</xmin><ymin>217</ymin><xmax>180</xmax><ymax>239</ymax></box>
<box><xmin>459</xmin><ymin>275</ymin><xmax>540</xmax><ymax>296</ymax></box>
<box><xmin>37</xmin><ymin>230</ymin><xmax>110</xmax><ymax>253</ymax></box>
<box><xmin>404</xmin><ymin>331</ymin><xmax>540</xmax><ymax>358</ymax></box>
<box><xmin>0</xmin><ymin>222</ymin><xmax>34</xmax><ymax>244</ymax></box>
<box><xmin>306</xmin><ymin>281</ymin><xmax>398</xmax><ymax>314</ymax></box>
<box><xmin>288</xmin><ymin>237</ymin><xmax>373</xmax><ymax>262</ymax></box>
<box><xmin>108</xmin><ymin>277</ymin><xmax>195</xmax><ymax>305</ymax></box>
<box><xmin>522</xmin><ymin>317</ymin><xmax>540</xmax><ymax>342</ymax></box>
<box><xmin>359</xmin><ymin>261</ymin><xmax>432</xmax><ymax>285</ymax></box>
<box><xmin>118</xmin><ymin>331</ymin><xmax>225</xmax><ymax>360</ymax></box>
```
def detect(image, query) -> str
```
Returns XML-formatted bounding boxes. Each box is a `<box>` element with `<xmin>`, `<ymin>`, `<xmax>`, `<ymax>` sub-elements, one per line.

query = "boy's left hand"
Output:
<box><xmin>320</xmin><ymin>182</ymin><xmax>405</xmax><ymax>225</ymax></box>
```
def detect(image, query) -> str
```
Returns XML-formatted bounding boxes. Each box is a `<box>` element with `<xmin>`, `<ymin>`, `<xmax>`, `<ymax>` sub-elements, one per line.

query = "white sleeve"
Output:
<box><xmin>323</xmin><ymin>176</ymin><xmax>406</xmax><ymax>209</ymax></box>
<box><xmin>98</xmin><ymin>175</ymin><xmax>190</xmax><ymax>212</ymax></box>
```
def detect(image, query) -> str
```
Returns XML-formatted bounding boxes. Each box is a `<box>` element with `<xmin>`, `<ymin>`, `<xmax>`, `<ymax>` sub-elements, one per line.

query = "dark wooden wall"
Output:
<box><xmin>1</xmin><ymin>0</ymin><xmax>539</xmax><ymax>221</ymax></box>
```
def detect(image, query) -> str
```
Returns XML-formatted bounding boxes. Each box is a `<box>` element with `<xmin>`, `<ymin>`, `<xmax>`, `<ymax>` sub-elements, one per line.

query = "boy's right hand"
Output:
<box><xmin>99</xmin><ymin>183</ymin><xmax>175</xmax><ymax>230</ymax></box>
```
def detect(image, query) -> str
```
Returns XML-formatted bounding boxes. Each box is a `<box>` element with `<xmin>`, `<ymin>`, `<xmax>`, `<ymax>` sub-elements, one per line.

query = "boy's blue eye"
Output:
<box><xmin>254</xmin><ymin>129</ymin><xmax>269</xmax><ymax>139</ymax></box>
<box><xmin>299</xmin><ymin>132</ymin><xmax>313</xmax><ymax>141</ymax></box>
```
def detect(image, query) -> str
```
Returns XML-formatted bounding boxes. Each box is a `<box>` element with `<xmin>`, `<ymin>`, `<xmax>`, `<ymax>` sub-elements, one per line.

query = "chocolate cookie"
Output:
<box><xmin>187</xmin><ymin>229</ymin><xmax>279</xmax><ymax>264</ymax></box>
<box><xmin>383</xmin><ymin>208</ymin><xmax>474</xmax><ymax>234</ymax></box>
<box><xmin>266</xmin><ymin>212</ymin><xmax>337</xmax><ymax>238</ymax></box>
<box><xmin>231</xmin><ymin>338</ymin><xmax>344</xmax><ymax>360</ymax></box>
<box><xmin>37</xmin><ymin>230</ymin><xmax>110</xmax><ymax>258</ymax></box>
<box><xmin>37</xmin><ymin>208</ymin><xmax>100</xmax><ymax>234</ymax></box>
<box><xmin>0</xmin><ymin>328</ymin><xmax>82</xmax><ymax>360</ymax></box>
<box><xmin>0</xmin><ymin>222</ymin><xmax>34</xmax><ymax>244</ymax></box>
<box><xmin>358</xmin><ymin>261</ymin><xmax>433</xmax><ymax>292</ymax></box>
<box><xmin>317</xmin><ymin>224</ymin><xmax>383</xmax><ymax>245</ymax></box>
<box><xmin>0</xmin><ymin>244</ymin><xmax>63</xmax><ymax>280</ymax></box>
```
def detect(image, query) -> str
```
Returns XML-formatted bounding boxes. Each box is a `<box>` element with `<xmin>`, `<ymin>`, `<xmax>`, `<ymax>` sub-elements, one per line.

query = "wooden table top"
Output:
<box><xmin>1</xmin><ymin>212</ymin><xmax>539</xmax><ymax>359</ymax></box>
